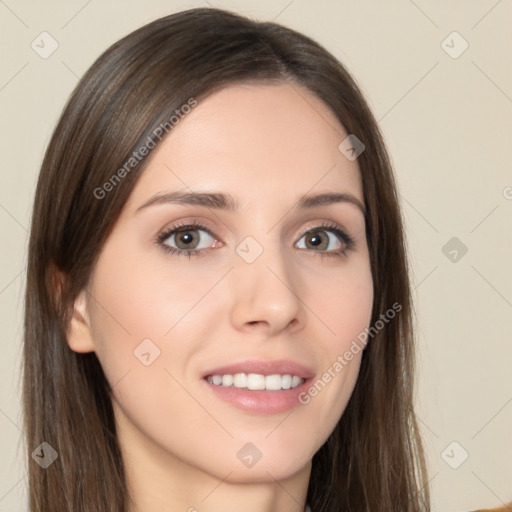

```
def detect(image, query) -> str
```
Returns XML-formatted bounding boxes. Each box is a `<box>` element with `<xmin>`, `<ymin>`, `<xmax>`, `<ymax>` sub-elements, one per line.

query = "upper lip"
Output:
<box><xmin>202</xmin><ymin>359</ymin><xmax>315</xmax><ymax>379</ymax></box>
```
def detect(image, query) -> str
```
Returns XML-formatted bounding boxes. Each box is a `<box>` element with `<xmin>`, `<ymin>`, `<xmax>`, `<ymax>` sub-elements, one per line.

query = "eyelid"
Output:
<box><xmin>155</xmin><ymin>217</ymin><xmax>356</xmax><ymax>257</ymax></box>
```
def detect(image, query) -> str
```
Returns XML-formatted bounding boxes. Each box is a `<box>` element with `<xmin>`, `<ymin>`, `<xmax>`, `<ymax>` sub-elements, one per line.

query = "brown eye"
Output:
<box><xmin>296</xmin><ymin>229</ymin><xmax>343</xmax><ymax>252</ymax></box>
<box><xmin>157</xmin><ymin>222</ymin><xmax>218</xmax><ymax>257</ymax></box>
<box><xmin>304</xmin><ymin>231</ymin><xmax>330</xmax><ymax>250</ymax></box>
<box><xmin>162</xmin><ymin>227</ymin><xmax>215</xmax><ymax>251</ymax></box>
<box><xmin>173</xmin><ymin>229</ymin><xmax>200</xmax><ymax>250</ymax></box>
<box><xmin>294</xmin><ymin>223</ymin><xmax>356</xmax><ymax>259</ymax></box>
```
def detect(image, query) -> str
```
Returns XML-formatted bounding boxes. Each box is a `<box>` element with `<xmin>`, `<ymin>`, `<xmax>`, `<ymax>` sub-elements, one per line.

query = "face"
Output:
<box><xmin>69</xmin><ymin>82</ymin><xmax>373</xmax><ymax>485</ymax></box>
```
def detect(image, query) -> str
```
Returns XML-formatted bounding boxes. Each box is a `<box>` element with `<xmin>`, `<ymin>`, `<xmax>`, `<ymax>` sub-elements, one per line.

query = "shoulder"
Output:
<box><xmin>470</xmin><ymin>505</ymin><xmax>512</xmax><ymax>512</ymax></box>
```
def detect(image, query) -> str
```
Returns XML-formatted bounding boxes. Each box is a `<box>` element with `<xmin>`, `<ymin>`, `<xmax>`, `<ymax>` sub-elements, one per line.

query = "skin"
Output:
<box><xmin>67</xmin><ymin>81</ymin><xmax>373</xmax><ymax>512</ymax></box>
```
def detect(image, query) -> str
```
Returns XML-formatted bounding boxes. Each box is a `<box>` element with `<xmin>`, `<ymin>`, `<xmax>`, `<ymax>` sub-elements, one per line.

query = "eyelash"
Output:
<box><xmin>155</xmin><ymin>220</ymin><xmax>356</xmax><ymax>260</ymax></box>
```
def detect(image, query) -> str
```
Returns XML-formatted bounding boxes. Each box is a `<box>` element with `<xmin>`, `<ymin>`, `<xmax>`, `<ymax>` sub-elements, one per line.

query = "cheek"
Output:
<box><xmin>294</xmin><ymin>258</ymin><xmax>373</xmax><ymax>427</ymax></box>
<box><xmin>85</xmin><ymin>244</ymin><xmax>206</xmax><ymax>403</ymax></box>
<box><xmin>313</xmin><ymin>257</ymin><xmax>374</xmax><ymax>351</ymax></box>
<box><xmin>88</xmin><ymin>243</ymin><xmax>214</xmax><ymax>352</ymax></box>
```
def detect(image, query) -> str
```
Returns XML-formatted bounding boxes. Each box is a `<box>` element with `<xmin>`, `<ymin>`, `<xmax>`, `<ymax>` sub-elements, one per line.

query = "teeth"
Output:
<box><xmin>265</xmin><ymin>374</ymin><xmax>283</xmax><ymax>391</ymax></box>
<box><xmin>291</xmin><ymin>375</ymin><xmax>302</xmax><ymax>388</ymax></box>
<box><xmin>247</xmin><ymin>373</ymin><xmax>266</xmax><ymax>390</ymax></box>
<box><xmin>281</xmin><ymin>374</ymin><xmax>292</xmax><ymax>390</ymax></box>
<box><xmin>222</xmin><ymin>374</ymin><xmax>234</xmax><ymax>386</ymax></box>
<box><xmin>233</xmin><ymin>373</ymin><xmax>247</xmax><ymax>388</ymax></box>
<box><xmin>207</xmin><ymin>373</ymin><xmax>305</xmax><ymax>391</ymax></box>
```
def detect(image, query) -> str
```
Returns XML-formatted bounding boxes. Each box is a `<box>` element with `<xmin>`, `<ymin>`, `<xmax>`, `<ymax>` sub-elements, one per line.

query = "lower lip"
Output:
<box><xmin>202</xmin><ymin>377</ymin><xmax>312</xmax><ymax>415</ymax></box>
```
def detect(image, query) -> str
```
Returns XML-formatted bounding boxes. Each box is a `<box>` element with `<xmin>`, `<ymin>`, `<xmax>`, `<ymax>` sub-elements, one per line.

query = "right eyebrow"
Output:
<box><xmin>136</xmin><ymin>191</ymin><xmax>239</xmax><ymax>213</ymax></box>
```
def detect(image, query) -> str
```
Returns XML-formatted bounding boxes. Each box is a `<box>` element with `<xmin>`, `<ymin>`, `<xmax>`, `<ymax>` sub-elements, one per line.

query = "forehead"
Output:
<box><xmin>125</xmin><ymin>82</ymin><xmax>363</xmax><ymax>211</ymax></box>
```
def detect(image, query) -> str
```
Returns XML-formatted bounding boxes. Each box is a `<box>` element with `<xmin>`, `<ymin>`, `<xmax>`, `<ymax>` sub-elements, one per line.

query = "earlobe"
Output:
<box><xmin>66</xmin><ymin>289</ymin><xmax>96</xmax><ymax>354</ymax></box>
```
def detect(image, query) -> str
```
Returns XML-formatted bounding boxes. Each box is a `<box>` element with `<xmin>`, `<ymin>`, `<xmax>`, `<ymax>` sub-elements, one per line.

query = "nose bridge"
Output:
<box><xmin>229</xmin><ymin>232</ymin><xmax>303</xmax><ymax>333</ymax></box>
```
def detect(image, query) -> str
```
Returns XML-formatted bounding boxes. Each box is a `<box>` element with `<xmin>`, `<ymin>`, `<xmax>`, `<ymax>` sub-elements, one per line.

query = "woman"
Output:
<box><xmin>23</xmin><ymin>7</ymin><xmax>430</xmax><ymax>512</ymax></box>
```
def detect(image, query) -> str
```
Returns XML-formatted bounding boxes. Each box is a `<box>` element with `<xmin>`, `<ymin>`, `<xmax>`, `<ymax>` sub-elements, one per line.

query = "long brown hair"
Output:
<box><xmin>23</xmin><ymin>7</ymin><xmax>430</xmax><ymax>511</ymax></box>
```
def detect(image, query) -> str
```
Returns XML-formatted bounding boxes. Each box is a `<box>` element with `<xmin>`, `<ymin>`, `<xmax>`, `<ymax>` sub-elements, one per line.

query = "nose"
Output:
<box><xmin>229</xmin><ymin>242</ymin><xmax>305</xmax><ymax>336</ymax></box>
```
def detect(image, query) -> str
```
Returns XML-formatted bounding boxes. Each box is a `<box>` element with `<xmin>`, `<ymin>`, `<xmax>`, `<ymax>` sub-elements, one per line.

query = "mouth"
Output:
<box><xmin>205</xmin><ymin>372</ymin><xmax>305</xmax><ymax>391</ymax></box>
<box><xmin>201</xmin><ymin>359</ymin><xmax>315</xmax><ymax>414</ymax></box>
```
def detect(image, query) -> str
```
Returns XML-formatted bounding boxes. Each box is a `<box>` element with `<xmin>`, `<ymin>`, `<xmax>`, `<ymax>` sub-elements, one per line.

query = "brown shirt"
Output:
<box><xmin>471</xmin><ymin>505</ymin><xmax>512</xmax><ymax>512</ymax></box>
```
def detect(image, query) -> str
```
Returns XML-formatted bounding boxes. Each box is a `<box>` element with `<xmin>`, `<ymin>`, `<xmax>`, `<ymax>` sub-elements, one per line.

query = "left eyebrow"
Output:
<box><xmin>295</xmin><ymin>192</ymin><xmax>366</xmax><ymax>217</ymax></box>
<box><xmin>135</xmin><ymin>191</ymin><xmax>366</xmax><ymax>216</ymax></box>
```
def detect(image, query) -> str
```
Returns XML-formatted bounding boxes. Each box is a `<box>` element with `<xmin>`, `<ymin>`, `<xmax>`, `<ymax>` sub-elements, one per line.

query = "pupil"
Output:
<box><xmin>310</xmin><ymin>233</ymin><xmax>322</xmax><ymax>246</ymax></box>
<box><xmin>178</xmin><ymin>231</ymin><xmax>196</xmax><ymax>248</ymax></box>
<box><xmin>307</xmin><ymin>231</ymin><xmax>328</xmax><ymax>250</ymax></box>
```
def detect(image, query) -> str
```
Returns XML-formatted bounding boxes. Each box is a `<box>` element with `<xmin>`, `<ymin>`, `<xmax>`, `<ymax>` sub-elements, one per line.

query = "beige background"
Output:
<box><xmin>1</xmin><ymin>0</ymin><xmax>511</xmax><ymax>510</ymax></box>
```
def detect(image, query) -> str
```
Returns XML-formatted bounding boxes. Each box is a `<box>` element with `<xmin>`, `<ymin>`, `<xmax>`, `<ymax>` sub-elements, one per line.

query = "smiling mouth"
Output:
<box><xmin>205</xmin><ymin>373</ymin><xmax>305</xmax><ymax>391</ymax></box>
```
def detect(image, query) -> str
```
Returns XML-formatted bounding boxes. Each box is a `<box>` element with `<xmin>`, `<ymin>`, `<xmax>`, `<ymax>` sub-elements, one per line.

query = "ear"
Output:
<box><xmin>48</xmin><ymin>263</ymin><xmax>96</xmax><ymax>354</ymax></box>
<box><xmin>66</xmin><ymin>288</ymin><xmax>96</xmax><ymax>354</ymax></box>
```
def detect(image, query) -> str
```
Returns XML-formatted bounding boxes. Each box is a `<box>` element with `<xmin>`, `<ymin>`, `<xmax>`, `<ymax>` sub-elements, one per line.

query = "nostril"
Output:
<box><xmin>246</xmin><ymin>320</ymin><xmax>263</xmax><ymax>326</ymax></box>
